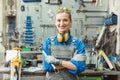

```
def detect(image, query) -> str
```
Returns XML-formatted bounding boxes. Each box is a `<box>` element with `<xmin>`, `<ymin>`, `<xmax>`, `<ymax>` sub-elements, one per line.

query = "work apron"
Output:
<box><xmin>46</xmin><ymin>70</ymin><xmax>78</xmax><ymax>80</ymax></box>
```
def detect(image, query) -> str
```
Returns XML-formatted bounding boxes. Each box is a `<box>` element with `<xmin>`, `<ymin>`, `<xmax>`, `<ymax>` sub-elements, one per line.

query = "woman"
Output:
<box><xmin>42</xmin><ymin>7</ymin><xmax>86</xmax><ymax>80</ymax></box>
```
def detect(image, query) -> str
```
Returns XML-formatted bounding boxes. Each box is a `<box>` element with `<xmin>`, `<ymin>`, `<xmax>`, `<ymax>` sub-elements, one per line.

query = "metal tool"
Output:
<box><xmin>76</xmin><ymin>10</ymin><xmax>108</xmax><ymax>13</ymax></box>
<box><xmin>85</xmin><ymin>15</ymin><xmax>105</xmax><ymax>19</ymax></box>
<box><xmin>95</xmin><ymin>26</ymin><xmax>106</xmax><ymax>47</ymax></box>
<box><xmin>99</xmin><ymin>50</ymin><xmax>114</xmax><ymax>70</ymax></box>
<box><xmin>10</xmin><ymin>48</ymin><xmax>22</xmax><ymax>80</ymax></box>
<box><xmin>42</xmin><ymin>50</ymin><xmax>56</xmax><ymax>69</ymax></box>
<box><xmin>7</xmin><ymin>0</ymin><xmax>14</xmax><ymax>9</ymax></box>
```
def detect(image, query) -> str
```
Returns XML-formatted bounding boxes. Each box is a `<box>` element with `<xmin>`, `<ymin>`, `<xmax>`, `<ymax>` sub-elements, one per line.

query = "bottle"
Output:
<box><xmin>97</xmin><ymin>55</ymin><xmax>103</xmax><ymax>71</ymax></box>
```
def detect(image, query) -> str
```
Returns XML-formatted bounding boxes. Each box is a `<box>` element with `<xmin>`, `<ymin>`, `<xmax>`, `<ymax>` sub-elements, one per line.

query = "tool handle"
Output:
<box><xmin>42</xmin><ymin>50</ymin><xmax>56</xmax><ymax>69</ymax></box>
<box><xmin>102</xmin><ymin>53</ymin><xmax>114</xmax><ymax>69</ymax></box>
<box><xmin>99</xmin><ymin>50</ymin><xmax>114</xmax><ymax>70</ymax></box>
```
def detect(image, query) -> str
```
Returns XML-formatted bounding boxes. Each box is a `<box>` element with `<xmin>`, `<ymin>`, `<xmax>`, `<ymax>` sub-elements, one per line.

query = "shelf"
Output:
<box><xmin>21</xmin><ymin>51</ymin><xmax>42</xmax><ymax>54</ymax></box>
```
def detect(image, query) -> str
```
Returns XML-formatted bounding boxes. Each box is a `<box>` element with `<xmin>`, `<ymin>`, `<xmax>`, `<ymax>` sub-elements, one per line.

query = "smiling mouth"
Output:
<box><xmin>59</xmin><ymin>26</ymin><xmax>65</xmax><ymax>28</ymax></box>
<box><xmin>60</xmin><ymin>27</ymin><xmax>65</xmax><ymax>29</ymax></box>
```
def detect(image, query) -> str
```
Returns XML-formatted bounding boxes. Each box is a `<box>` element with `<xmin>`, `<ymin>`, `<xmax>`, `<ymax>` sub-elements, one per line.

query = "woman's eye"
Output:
<box><xmin>57</xmin><ymin>19</ymin><xmax>61</xmax><ymax>22</ymax></box>
<box><xmin>64</xmin><ymin>19</ymin><xmax>68</xmax><ymax>22</ymax></box>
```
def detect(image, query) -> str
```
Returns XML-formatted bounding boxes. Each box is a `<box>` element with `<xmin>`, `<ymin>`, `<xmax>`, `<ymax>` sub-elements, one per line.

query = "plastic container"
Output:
<box><xmin>22</xmin><ymin>48</ymin><xmax>31</xmax><ymax>51</ymax></box>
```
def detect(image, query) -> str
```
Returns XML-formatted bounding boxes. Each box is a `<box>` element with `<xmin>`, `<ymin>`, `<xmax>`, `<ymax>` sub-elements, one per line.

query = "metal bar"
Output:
<box><xmin>76</xmin><ymin>10</ymin><xmax>108</xmax><ymax>13</ymax></box>
<box><xmin>85</xmin><ymin>24</ymin><xmax>104</xmax><ymax>26</ymax></box>
<box><xmin>86</xmin><ymin>27</ymin><xmax>99</xmax><ymax>29</ymax></box>
<box><xmin>85</xmin><ymin>15</ymin><xmax>105</xmax><ymax>21</ymax></box>
<box><xmin>86</xmin><ymin>16</ymin><xmax>105</xmax><ymax>18</ymax></box>
<box><xmin>42</xmin><ymin>50</ymin><xmax>56</xmax><ymax>69</ymax></box>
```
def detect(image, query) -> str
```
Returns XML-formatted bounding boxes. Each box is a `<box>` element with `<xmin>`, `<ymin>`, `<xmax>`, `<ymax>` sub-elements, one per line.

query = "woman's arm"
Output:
<box><xmin>61</xmin><ymin>60</ymin><xmax>76</xmax><ymax>70</ymax></box>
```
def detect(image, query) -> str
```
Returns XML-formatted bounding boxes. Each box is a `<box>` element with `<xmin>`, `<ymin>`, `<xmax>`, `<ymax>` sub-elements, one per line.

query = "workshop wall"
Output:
<box><xmin>0</xmin><ymin>0</ymin><xmax>109</xmax><ymax>49</ymax></box>
<box><xmin>0</xmin><ymin>0</ymin><xmax>3</xmax><ymax>33</ymax></box>
<box><xmin>19</xmin><ymin>0</ymin><xmax>109</xmax><ymax>48</ymax></box>
<box><xmin>0</xmin><ymin>0</ymin><xmax>110</xmax><ymax>68</ymax></box>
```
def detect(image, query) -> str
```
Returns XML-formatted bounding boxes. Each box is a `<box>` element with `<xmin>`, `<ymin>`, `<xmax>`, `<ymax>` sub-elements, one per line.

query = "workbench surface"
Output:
<box><xmin>0</xmin><ymin>67</ymin><xmax>120</xmax><ymax>76</ymax></box>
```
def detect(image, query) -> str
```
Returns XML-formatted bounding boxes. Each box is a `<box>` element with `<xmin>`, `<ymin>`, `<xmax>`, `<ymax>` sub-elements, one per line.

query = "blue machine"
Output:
<box><xmin>105</xmin><ymin>12</ymin><xmax>117</xmax><ymax>26</ymax></box>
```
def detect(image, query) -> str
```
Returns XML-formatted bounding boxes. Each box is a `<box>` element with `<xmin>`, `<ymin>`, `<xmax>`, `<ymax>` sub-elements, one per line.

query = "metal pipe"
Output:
<box><xmin>42</xmin><ymin>50</ymin><xmax>56</xmax><ymax>69</ymax></box>
<box><xmin>76</xmin><ymin>10</ymin><xmax>108</xmax><ymax>13</ymax></box>
<box><xmin>86</xmin><ymin>15</ymin><xmax>105</xmax><ymax>19</ymax></box>
<box><xmin>85</xmin><ymin>24</ymin><xmax>104</xmax><ymax>26</ymax></box>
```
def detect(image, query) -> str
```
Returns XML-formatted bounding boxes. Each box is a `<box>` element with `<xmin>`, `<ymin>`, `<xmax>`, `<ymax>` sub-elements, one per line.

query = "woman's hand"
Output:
<box><xmin>45</xmin><ymin>56</ymin><xmax>62</xmax><ymax>65</ymax></box>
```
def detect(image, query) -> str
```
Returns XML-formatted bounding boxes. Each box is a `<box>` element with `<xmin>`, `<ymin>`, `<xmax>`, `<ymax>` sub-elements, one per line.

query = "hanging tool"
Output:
<box><xmin>77</xmin><ymin>0</ymin><xmax>86</xmax><ymax>10</ymax></box>
<box><xmin>95</xmin><ymin>0</ymin><xmax>103</xmax><ymax>7</ymax></box>
<box><xmin>99</xmin><ymin>0</ymin><xmax>103</xmax><ymax>7</ymax></box>
<box><xmin>76</xmin><ymin>9</ymin><xmax>108</xmax><ymax>13</ymax></box>
<box><xmin>7</xmin><ymin>0</ymin><xmax>14</xmax><ymax>9</ymax></box>
<box><xmin>85</xmin><ymin>15</ymin><xmax>105</xmax><ymax>21</ymax></box>
<box><xmin>79</xmin><ymin>0</ymin><xmax>86</xmax><ymax>7</ymax></box>
<box><xmin>58</xmin><ymin>0</ymin><xmax>62</xmax><ymax>4</ymax></box>
<box><xmin>95</xmin><ymin>26</ymin><xmax>106</xmax><ymax>47</ymax></box>
<box><xmin>10</xmin><ymin>48</ymin><xmax>22</xmax><ymax>80</ymax></box>
<box><xmin>85</xmin><ymin>24</ymin><xmax>103</xmax><ymax>26</ymax></box>
<box><xmin>86</xmin><ymin>15</ymin><xmax>105</xmax><ymax>18</ymax></box>
<box><xmin>45</xmin><ymin>0</ymin><xmax>62</xmax><ymax>5</ymax></box>
<box><xmin>83</xmin><ymin>0</ymin><xmax>96</xmax><ymax>3</ymax></box>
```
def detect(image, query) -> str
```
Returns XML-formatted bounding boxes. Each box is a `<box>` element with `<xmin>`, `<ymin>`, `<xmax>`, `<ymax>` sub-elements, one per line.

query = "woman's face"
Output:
<box><xmin>55</xmin><ymin>12</ymin><xmax>72</xmax><ymax>34</ymax></box>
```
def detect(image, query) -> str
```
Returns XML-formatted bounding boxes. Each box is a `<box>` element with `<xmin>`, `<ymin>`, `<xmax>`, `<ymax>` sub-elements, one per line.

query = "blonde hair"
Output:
<box><xmin>56</xmin><ymin>7</ymin><xmax>72</xmax><ymax>21</ymax></box>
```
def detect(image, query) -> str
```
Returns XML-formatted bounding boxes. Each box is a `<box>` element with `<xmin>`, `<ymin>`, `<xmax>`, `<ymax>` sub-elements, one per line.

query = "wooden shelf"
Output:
<box><xmin>21</xmin><ymin>51</ymin><xmax>42</xmax><ymax>54</ymax></box>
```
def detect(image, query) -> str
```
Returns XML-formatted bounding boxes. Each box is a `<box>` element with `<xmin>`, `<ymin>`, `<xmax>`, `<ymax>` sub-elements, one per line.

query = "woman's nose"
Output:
<box><xmin>60</xmin><ymin>21</ymin><xmax>64</xmax><ymax>26</ymax></box>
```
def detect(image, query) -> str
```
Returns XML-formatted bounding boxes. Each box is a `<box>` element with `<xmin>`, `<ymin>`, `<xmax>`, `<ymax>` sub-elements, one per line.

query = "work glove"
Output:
<box><xmin>45</xmin><ymin>56</ymin><xmax>62</xmax><ymax>65</ymax></box>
